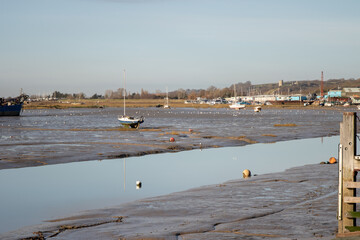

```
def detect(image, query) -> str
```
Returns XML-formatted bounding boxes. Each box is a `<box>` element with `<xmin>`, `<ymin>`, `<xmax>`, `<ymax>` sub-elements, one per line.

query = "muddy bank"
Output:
<box><xmin>0</xmin><ymin>107</ymin><xmax>346</xmax><ymax>170</ymax></box>
<box><xmin>1</xmin><ymin>163</ymin><xmax>338</xmax><ymax>239</ymax></box>
<box><xmin>0</xmin><ymin>107</ymin><xmax>344</xmax><ymax>239</ymax></box>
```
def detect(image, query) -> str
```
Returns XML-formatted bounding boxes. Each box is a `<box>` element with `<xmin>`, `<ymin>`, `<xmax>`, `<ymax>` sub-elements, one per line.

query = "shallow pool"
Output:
<box><xmin>0</xmin><ymin>136</ymin><xmax>339</xmax><ymax>234</ymax></box>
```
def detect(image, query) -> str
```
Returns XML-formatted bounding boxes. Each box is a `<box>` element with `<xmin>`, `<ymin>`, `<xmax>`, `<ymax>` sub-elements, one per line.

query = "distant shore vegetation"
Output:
<box><xmin>27</xmin><ymin>77</ymin><xmax>360</xmax><ymax>103</ymax></box>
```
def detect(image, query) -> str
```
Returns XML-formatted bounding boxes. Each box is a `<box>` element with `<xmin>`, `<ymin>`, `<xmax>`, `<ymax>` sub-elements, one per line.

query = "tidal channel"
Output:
<box><xmin>0</xmin><ymin>136</ymin><xmax>338</xmax><ymax>234</ymax></box>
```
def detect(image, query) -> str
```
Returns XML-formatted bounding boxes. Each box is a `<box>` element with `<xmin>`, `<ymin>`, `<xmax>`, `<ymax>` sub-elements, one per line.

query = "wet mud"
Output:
<box><xmin>0</xmin><ymin>107</ymin><xmax>352</xmax><ymax>239</ymax></box>
<box><xmin>0</xmin><ymin>107</ymin><xmax>347</xmax><ymax>170</ymax></box>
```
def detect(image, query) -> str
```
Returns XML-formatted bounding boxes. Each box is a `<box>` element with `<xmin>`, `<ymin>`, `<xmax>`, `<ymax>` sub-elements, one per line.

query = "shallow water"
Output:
<box><xmin>0</xmin><ymin>136</ymin><xmax>339</xmax><ymax>234</ymax></box>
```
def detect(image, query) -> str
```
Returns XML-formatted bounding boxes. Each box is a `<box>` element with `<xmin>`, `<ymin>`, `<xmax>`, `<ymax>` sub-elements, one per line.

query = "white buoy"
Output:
<box><xmin>136</xmin><ymin>181</ymin><xmax>142</xmax><ymax>189</ymax></box>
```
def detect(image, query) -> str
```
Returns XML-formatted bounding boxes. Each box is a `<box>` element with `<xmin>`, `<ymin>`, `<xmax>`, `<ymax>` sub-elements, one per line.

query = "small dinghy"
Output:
<box><xmin>254</xmin><ymin>106</ymin><xmax>262</xmax><ymax>112</ymax></box>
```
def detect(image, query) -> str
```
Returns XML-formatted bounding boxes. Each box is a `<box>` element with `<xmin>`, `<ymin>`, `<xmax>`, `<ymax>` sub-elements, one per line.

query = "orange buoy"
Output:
<box><xmin>329</xmin><ymin>157</ymin><xmax>337</xmax><ymax>164</ymax></box>
<box><xmin>170</xmin><ymin>137</ymin><xmax>175</xmax><ymax>142</ymax></box>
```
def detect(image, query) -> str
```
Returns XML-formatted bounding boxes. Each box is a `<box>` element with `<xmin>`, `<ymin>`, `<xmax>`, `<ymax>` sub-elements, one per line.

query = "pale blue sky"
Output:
<box><xmin>1</xmin><ymin>0</ymin><xmax>359</xmax><ymax>97</ymax></box>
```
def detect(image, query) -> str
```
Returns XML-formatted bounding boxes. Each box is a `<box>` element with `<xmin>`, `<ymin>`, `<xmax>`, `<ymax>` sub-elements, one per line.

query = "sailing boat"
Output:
<box><xmin>118</xmin><ymin>70</ymin><xmax>144</xmax><ymax>129</ymax></box>
<box><xmin>164</xmin><ymin>87</ymin><xmax>170</xmax><ymax>109</ymax></box>
<box><xmin>229</xmin><ymin>84</ymin><xmax>246</xmax><ymax>110</ymax></box>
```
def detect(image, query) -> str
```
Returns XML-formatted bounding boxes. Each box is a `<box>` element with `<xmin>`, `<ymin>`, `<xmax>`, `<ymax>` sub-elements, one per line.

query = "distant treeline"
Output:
<box><xmin>30</xmin><ymin>77</ymin><xmax>360</xmax><ymax>100</ymax></box>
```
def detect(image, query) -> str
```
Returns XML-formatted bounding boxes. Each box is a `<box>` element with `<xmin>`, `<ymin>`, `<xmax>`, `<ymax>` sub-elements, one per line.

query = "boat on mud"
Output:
<box><xmin>254</xmin><ymin>106</ymin><xmax>262</xmax><ymax>112</ymax></box>
<box><xmin>229</xmin><ymin>102</ymin><xmax>246</xmax><ymax>110</ymax></box>
<box><xmin>0</xmin><ymin>94</ymin><xmax>28</xmax><ymax>116</ymax></box>
<box><xmin>118</xmin><ymin>115</ymin><xmax>144</xmax><ymax>129</ymax></box>
<box><xmin>229</xmin><ymin>84</ymin><xmax>246</xmax><ymax>110</ymax></box>
<box><xmin>117</xmin><ymin>70</ymin><xmax>144</xmax><ymax>129</ymax></box>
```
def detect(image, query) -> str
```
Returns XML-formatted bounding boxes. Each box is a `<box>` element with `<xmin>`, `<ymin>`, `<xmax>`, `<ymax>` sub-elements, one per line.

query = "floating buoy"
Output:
<box><xmin>136</xmin><ymin>181</ymin><xmax>142</xmax><ymax>189</ymax></box>
<box><xmin>243</xmin><ymin>169</ymin><xmax>251</xmax><ymax>178</ymax></box>
<box><xmin>170</xmin><ymin>137</ymin><xmax>175</xmax><ymax>142</ymax></box>
<box><xmin>329</xmin><ymin>157</ymin><xmax>337</xmax><ymax>164</ymax></box>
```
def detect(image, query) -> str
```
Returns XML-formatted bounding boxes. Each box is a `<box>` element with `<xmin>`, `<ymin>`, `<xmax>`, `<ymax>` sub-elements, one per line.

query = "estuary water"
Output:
<box><xmin>0</xmin><ymin>136</ymin><xmax>339</xmax><ymax>234</ymax></box>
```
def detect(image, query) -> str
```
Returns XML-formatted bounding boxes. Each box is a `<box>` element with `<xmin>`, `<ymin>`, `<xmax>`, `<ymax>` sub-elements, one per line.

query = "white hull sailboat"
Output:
<box><xmin>118</xmin><ymin>115</ymin><xmax>144</xmax><ymax>128</ymax></box>
<box><xmin>229</xmin><ymin>103</ymin><xmax>246</xmax><ymax>110</ymax></box>
<box><xmin>229</xmin><ymin>84</ymin><xmax>246</xmax><ymax>110</ymax></box>
<box><xmin>118</xmin><ymin>70</ymin><xmax>144</xmax><ymax>129</ymax></box>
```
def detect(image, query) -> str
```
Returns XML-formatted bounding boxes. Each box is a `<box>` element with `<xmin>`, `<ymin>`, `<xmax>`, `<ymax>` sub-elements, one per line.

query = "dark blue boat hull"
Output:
<box><xmin>0</xmin><ymin>104</ymin><xmax>23</xmax><ymax>116</ymax></box>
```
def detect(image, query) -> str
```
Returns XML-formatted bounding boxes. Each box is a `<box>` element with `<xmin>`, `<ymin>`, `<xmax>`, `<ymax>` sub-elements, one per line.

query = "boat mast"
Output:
<box><xmin>123</xmin><ymin>69</ymin><xmax>126</xmax><ymax>116</ymax></box>
<box><xmin>233</xmin><ymin>84</ymin><xmax>237</xmax><ymax>102</ymax></box>
<box><xmin>166</xmin><ymin>87</ymin><xmax>169</xmax><ymax>106</ymax></box>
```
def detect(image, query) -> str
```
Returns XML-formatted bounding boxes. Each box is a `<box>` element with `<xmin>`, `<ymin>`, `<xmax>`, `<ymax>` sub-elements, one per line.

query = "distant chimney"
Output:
<box><xmin>321</xmin><ymin>71</ymin><xmax>324</xmax><ymax>98</ymax></box>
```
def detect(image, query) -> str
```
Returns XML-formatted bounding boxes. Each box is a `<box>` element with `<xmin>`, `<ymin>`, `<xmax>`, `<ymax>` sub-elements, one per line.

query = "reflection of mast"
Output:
<box><xmin>124</xmin><ymin>159</ymin><xmax>126</xmax><ymax>191</ymax></box>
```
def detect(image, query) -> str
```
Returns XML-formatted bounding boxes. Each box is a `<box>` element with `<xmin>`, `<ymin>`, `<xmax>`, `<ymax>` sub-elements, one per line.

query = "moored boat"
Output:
<box><xmin>254</xmin><ymin>106</ymin><xmax>262</xmax><ymax>112</ymax></box>
<box><xmin>229</xmin><ymin>84</ymin><xmax>245</xmax><ymax>110</ymax></box>
<box><xmin>229</xmin><ymin>102</ymin><xmax>246</xmax><ymax>110</ymax></box>
<box><xmin>118</xmin><ymin>115</ymin><xmax>144</xmax><ymax>129</ymax></box>
<box><xmin>0</xmin><ymin>94</ymin><xmax>28</xmax><ymax>116</ymax></box>
<box><xmin>324</xmin><ymin>102</ymin><xmax>333</xmax><ymax>107</ymax></box>
<box><xmin>117</xmin><ymin>70</ymin><xmax>144</xmax><ymax>129</ymax></box>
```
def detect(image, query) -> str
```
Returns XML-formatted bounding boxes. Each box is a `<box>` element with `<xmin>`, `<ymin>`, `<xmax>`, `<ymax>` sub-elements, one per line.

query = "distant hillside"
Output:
<box><xmin>177</xmin><ymin>77</ymin><xmax>360</xmax><ymax>100</ymax></box>
<box><xmin>43</xmin><ymin>77</ymin><xmax>360</xmax><ymax>101</ymax></box>
<box><xmin>239</xmin><ymin>78</ymin><xmax>360</xmax><ymax>97</ymax></box>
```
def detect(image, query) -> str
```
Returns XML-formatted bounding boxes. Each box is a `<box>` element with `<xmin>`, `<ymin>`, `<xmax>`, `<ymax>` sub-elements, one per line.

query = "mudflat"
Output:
<box><xmin>0</xmin><ymin>107</ymin><xmax>344</xmax><ymax>169</ymax></box>
<box><xmin>0</xmin><ymin>106</ymin><xmax>349</xmax><ymax>239</ymax></box>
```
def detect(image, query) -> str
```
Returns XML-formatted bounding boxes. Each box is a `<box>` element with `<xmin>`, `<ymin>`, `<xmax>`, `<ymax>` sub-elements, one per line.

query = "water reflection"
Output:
<box><xmin>0</xmin><ymin>136</ymin><xmax>339</xmax><ymax>234</ymax></box>
<box><xmin>124</xmin><ymin>159</ymin><xmax>126</xmax><ymax>191</ymax></box>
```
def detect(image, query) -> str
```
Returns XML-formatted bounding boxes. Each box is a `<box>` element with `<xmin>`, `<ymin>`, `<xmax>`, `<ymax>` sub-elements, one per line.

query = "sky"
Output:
<box><xmin>1</xmin><ymin>0</ymin><xmax>360</xmax><ymax>97</ymax></box>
